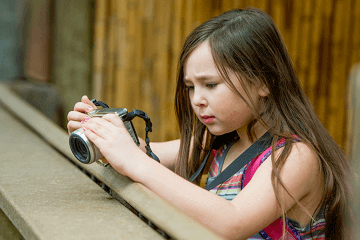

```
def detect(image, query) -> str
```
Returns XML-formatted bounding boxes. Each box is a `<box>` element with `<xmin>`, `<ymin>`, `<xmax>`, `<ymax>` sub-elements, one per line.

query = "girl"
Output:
<box><xmin>67</xmin><ymin>8</ymin><xmax>352</xmax><ymax>240</ymax></box>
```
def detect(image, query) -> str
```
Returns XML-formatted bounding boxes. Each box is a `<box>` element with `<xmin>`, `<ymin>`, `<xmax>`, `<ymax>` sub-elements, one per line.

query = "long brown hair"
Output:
<box><xmin>174</xmin><ymin>8</ymin><xmax>353</xmax><ymax>239</ymax></box>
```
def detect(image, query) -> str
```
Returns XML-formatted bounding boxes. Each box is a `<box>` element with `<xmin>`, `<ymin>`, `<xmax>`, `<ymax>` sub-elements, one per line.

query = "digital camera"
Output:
<box><xmin>69</xmin><ymin>108</ymin><xmax>140</xmax><ymax>164</ymax></box>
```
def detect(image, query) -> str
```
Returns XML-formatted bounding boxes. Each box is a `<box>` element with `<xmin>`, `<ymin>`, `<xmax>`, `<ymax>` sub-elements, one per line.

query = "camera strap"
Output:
<box><xmin>189</xmin><ymin>131</ymin><xmax>273</xmax><ymax>191</ymax></box>
<box><xmin>90</xmin><ymin>99</ymin><xmax>160</xmax><ymax>162</ymax></box>
<box><xmin>122</xmin><ymin>109</ymin><xmax>160</xmax><ymax>162</ymax></box>
<box><xmin>91</xmin><ymin>99</ymin><xmax>109</xmax><ymax>109</ymax></box>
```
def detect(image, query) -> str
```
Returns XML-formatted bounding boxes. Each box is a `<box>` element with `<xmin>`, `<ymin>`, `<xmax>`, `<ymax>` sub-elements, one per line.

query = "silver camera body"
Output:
<box><xmin>69</xmin><ymin>108</ymin><xmax>140</xmax><ymax>164</ymax></box>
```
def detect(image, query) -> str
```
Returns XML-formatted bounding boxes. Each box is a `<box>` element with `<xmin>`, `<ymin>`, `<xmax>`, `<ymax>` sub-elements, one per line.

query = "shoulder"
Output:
<box><xmin>263</xmin><ymin>140</ymin><xmax>321</xmax><ymax>186</ymax></box>
<box><xmin>239</xmin><ymin>140</ymin><xmax>322</xmax><ymax>209</ymax></box>
<box><xmin>278</xmin><ymin>141</ymin><xmax>320</xmax><ymax>177</ymax></box>
<box><xmin>257</xmin><ymin>140</ymin><xmax>322</xmax><ymax>206</ymax></box>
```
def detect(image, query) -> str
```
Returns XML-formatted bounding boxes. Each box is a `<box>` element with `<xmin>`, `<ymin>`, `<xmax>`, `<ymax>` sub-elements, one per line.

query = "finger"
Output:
<box><xmin>67</xmin><ymin>110</ymin><xmax>87</xmax><ymax>122</ymax></box>
<box><xmin>81</xmin><ymin>95</ymin><xmax>97</xmax><ymax>109</ymax></box>
<box><xmin>82</xmin><ymin>124</ymin><xmax>105</xmax><ymax>148</ymax></box>
<box><xmin>102</xmin><ymin>113</ymin><xmax>125</xmax><ymax>128</ymax></box>
<box><xmin>74</xmin><ymin>102</ymin><xmax>95</xmax><ymax>113</ymax></box>
<box><xmin>83</xmin><ymin>118</ymin><xmax>111</xmax><ymax>140</ymax></box>
<box><xmin>67</xmin><ymin>120</ymin><xmax>83</xmax><ymax>134</ymax></box>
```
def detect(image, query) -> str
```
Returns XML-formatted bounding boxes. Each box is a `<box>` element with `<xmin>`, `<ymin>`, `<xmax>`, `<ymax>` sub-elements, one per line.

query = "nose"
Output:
<box><xmin>191</xmin><ymin>87</ymin><xmax>207</xmax><ymax>107</ymax></box>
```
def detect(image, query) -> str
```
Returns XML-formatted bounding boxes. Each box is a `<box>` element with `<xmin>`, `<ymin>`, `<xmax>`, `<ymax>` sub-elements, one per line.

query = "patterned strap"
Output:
<box><xmin>243</xmin><ymin>140</ymin><xmax>300</xmax><ymax>240</ymax></box>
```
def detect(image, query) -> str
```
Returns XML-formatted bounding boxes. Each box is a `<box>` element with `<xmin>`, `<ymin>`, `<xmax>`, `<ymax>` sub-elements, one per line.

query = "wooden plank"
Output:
<box><xmin>0</xmin><ymin>82</ymin><xmax>222</xmax><ymax>240</ymax></box>
<box><xmin>93</xmin><ymin>0</ymin><xmax>107</xmax><ymax>100</ymax></box>
<box><xmin>350</xmin><ymin>0</ymin><xmax>360</xmax><ymax>65</ymax></box>
<box><xmin>316</xmin><ymin>0</ymin><xmax>334</xmax><ymax>131</ymax></box>
<box><xmin>0</xmin><ymin>105</ymin><xmax>163</xmax><ymax>240</ymax></box>
<box><xmin>103</xmin><ymin>0</ymin><xmax>117</xmax><ymax>105</ymax></box>
<box><xmin>328</xmin><ymin>0</ymin><xmax>353</xmax><ymax>146</ymax></box>
<box><xmin>307</xmin><ymin>0</ymin><xmax>325</xmax><ymax>102</ymax></box>
<box><xmin>165</xmin><ymin>0</ymin><xmax>184</xmax><ymax>141</ymax></box>
<box><xmin>297</xmin><ymin>0</ymin><xmax>313</xmax><ymax>91</ymax></box>
<box><xmin>289</xmin><ymin>0</ymin><xmax>303</xmax><ymax>70</ymax></box>
<box><xmin>113</xmin><ymin>0</ymin><xmax>128</xmax><ymax>108</ymax></box>
<box><xmin>184</xmin><ymin>0</ymin><xmax>194</xmax><ymax>37</ymax></box>
<box><xmin>252</xmin><ymin>0</ymin><xmax>267</xmax><ymax>11</ymax></box>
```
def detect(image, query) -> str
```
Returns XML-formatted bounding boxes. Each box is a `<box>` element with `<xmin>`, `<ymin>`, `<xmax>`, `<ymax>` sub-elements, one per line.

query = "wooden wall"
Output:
<box><xmin>93</xmin><ymin>0</ymin><xmax>360</xmax><ymax>148</ymax></box>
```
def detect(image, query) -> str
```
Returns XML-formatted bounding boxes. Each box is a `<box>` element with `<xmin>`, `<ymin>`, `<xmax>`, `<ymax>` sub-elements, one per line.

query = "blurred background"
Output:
<box><xmin>0</xmin><ymin>0</ymin><xmax>358</xmax><ymax>151</ymax></box>
<box><xmin>1</xmin><ymin>0</ymin><xmax>359</xmax><ymax>146</ymax></box>
<box><xmin>0</xmin><ymin>0</ymin><xmax>359</xmax><ymax>238</ymax></box>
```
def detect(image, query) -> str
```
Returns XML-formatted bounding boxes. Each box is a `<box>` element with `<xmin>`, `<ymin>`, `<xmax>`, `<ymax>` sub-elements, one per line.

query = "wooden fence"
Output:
<box><xmin>93</xmin><ymin>0</ymin><xmax>360</xmax><ymax>148</ymax></box>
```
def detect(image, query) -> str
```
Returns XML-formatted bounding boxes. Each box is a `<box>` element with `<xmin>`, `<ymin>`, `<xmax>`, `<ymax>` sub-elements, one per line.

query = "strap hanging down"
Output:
<box><xmin>122</xmin><ymin>109</ymin><xmax>160</xmax><ymax>162</ymax></box>
<box><xmin>205</xmin><ymin>131</ymin><xmax>272</xmax><ymax>190</ymax></box>
<box><xmin>188</xmin><ymin>131</ymin><xmax>239</xmax><ymax>182</ymax></box>
<box><xmin>189</xmin><ymin>131</ymin><xmax>272</xmax><ymax>189</ymax></box>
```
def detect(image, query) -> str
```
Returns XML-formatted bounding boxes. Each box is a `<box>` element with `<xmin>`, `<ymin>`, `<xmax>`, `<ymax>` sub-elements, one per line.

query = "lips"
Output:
<box><xmin>201</xmin><ymin>115</ymin><xmax>215</xmax><ymax>124</ymax></box>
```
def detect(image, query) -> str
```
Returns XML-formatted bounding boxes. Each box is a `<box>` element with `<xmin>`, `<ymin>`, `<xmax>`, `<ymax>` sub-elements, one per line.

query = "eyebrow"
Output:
<box><xmin>183</xmin><ymin>75</ymin><xmax>219</xmax><ymax>82</ymax></box>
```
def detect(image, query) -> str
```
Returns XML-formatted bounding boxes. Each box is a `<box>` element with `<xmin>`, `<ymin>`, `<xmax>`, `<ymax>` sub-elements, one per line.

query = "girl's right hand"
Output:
<box><xmin>67</xmin><ymin>95</ymin><xmax>97</xmax><ymax>134</ymax></box>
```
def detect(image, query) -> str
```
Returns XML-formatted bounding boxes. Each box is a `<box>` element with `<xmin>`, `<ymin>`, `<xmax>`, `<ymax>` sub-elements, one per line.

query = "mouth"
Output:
<box><xmin>201</xmin><ymin>115</ymin><xmax>215</xmax><ymax>124</ymax></box>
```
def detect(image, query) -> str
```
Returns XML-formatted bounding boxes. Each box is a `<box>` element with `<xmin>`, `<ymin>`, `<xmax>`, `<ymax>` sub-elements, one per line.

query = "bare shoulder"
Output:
<box><xmin>230</xmin><ymin>141</ymin><xmax>323</xmax><ymax>236</ymax></box>
<box><xmin>280</xmin><ymin>141</ymin><xmax>321</xmax><ymax>180</ymax></box>
<box><xmin>267</xmin><ymin>141</ymin><xmax>323</xmax><ymax>204</ymax></box>
<box><xmin>238</xmin><ymin>141</ymin><xmax>323</xmax><ymax>210</ymax></box>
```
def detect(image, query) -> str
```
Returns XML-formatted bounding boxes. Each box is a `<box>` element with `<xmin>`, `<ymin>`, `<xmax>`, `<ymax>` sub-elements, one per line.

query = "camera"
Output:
<box><xmin>69</xmin><ymin>108</ymin><xmax>140</xmax><ymax>164</ymax></box>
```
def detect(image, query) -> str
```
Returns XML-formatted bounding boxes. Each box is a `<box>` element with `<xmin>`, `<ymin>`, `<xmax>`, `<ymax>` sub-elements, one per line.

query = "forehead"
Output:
<box><xmin>184</xmin><ymin>42</ymin><xmax>219</xmax><ymax>78</ymax></box>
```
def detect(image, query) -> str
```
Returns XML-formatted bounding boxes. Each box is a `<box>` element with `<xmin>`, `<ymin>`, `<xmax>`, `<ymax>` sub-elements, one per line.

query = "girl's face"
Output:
<box><xmin>183</xmin><ymin>42</ymin><xmax>264</xmax><ymax>136</ymax></box>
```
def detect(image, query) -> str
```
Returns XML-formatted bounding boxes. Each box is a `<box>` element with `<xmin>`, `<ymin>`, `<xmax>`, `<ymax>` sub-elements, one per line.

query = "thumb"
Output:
<box><xmin>81</xmin><ymin>95</ymin><xmax>97</xmax><ymax>109</ymax></box>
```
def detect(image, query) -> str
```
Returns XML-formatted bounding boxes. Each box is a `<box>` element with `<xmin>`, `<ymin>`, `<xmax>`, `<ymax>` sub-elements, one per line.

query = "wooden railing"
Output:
<box><xmin>0</xmin><ymin>82</ymin><xmax>221</xmax><ymax>240</ymax></box>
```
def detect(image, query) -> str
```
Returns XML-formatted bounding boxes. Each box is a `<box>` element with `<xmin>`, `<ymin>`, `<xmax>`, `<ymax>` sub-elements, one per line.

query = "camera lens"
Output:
<box><xmin>70</xmin><ymin>136</ymin><xmax>91</xmax><ymax>164</ymax></box>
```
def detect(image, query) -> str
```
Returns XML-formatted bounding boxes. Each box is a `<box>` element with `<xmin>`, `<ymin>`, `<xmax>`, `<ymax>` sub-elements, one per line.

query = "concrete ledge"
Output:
<box><xmin>0</xmin><ymin>82</ymin><xmax>221</xmax><ymax>240</ymax></box>
<box><xmin>0</xmin><ymin>106</ymin><xmax>163</xmax><ymax>240</ymax></box>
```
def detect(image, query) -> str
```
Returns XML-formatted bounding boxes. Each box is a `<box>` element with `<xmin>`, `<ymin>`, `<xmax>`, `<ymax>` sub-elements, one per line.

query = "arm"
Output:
<box><xmin>139</xmin><ymin>139</ymin><xmax>180</xmax><ymax>171</ymax></box>
<box><xmin>83</xmin><ymin>114</ymin><xmax>323</xmax><ymax>240</ymax></box>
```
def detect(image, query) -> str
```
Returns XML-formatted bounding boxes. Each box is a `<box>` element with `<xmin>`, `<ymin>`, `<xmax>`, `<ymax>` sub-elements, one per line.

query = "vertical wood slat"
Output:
<box><xmin>93</xmin><ymin>0</ymin><xmax>107</xmax><ymax>100</ymax></box>
<box><xmin>316</xmin><ymin>0</ymin><xmax>334</xmax><ymax>131</ymax></box>
<box><xmin>93</xmin><ymin>0</ymin><xmax>360</xmax><ymax>147</ymax></box>
<box><xmin>329</xmin><ymin>0</ymin><xmax>353</xmax><ymax>146</ymax></box>
<box><xmin>112</xmin><ymin>0</ymin><xmax>126</xmax><ymax>108</ymax></box>
<box><xmin>103</xmin><ymin>0</ymin><xmax>116</xmax><ymax>105</ymax></box>
<box><xmin>350</xmin><ymin>0</ymin><xmax>360</xmax><ymax>69</ymax></box>
<box><xmin>288</xmin><ymin>0</ymin><xmax>303</xmax><ymax>74</ymax></box>
<box><xmin>297</xmin><ymin>1</ymin><xmax>312</xmax><ymax>91</ymax></box>
<box><xmin>307</xmin><ymin>0</ymin><xmax>325</xmax><ymax>102</ymax></box>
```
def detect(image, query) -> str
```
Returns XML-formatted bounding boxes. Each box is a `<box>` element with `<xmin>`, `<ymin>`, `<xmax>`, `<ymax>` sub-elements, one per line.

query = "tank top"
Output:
<box><xmin>205</xmin><ymin>138</ymin><xmax>326</xmax><ymax>240</ymax></box>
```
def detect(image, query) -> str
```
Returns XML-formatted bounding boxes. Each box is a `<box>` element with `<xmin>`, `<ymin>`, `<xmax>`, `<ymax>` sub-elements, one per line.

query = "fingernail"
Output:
<box><xmin>87</xmin><ymin>107</ymin><xmax>93</xmax><ymax>111</ymax></box>
<box><xmin>81</xmin><ymin>120</ymin><xmax>84</xmax><ymax>124</ymax></box>
<box><xmin>83</xmin><ymin>126</ymin><xmax>88</xmax><ymax>131</ymax></box>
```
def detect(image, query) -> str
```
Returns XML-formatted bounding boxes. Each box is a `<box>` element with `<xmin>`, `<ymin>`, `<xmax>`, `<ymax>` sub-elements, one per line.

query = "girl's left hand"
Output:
<box><xmin>82</xmin><ymin>113</ymin><xmax>145</xmax><ymax>176</ymax></box>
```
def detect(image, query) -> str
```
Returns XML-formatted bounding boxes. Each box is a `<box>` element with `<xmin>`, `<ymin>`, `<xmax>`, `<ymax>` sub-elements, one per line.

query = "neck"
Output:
<box><xmin>236</xmin><ymin>123</ymin><xmax>268</xmax><ymax>149</ymax></box>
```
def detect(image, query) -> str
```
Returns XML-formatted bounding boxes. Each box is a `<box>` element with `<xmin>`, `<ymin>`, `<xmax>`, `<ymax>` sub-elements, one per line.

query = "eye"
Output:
<box><xmin>185</xmin><ymin>85</ymin><xmax>194</xmax><ymax>91</ymax></box>
<box><xmin>206</xmin><ymin>83</ymin><xmax>217</xmax><ymax>89</ymax></box>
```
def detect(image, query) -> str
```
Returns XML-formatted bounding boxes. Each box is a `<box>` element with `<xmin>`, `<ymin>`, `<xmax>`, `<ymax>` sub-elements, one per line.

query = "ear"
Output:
<box><xmin>258</xmin><ymin>85</ymin><xmax>270</xmax><ymax>97</ymax></box>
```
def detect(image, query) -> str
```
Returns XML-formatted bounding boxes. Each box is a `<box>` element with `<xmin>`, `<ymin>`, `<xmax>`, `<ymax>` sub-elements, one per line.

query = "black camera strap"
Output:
<box><xmin>91</xmin><ymin>99</ymin><xmax>109</xmax><ymax>109</ymax></box>
<box><xmin>122</xmin><ymin>109</ymin><xmax>160</xmax><ymax>162</ymax></box>
<box><xmin>189</xmin><ymin>131</ymin><xmax>273</xmax><ymax>191</ymax></box>
<box><xmin>90</xmin><ymin>99</ymin><xmax>160</xmax><ymax>162</ymax></box>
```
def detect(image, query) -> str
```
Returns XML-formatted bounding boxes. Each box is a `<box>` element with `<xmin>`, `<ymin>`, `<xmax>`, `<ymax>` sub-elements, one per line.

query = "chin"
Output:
<box><xmin>206</xmin><ymin>127</ymin><xmax>233</xmax><ymax>136</ymax></box>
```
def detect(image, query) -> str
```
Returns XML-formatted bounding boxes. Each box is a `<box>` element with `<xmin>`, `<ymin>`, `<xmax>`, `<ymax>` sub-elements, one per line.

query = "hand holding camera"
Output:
<box><xmin>67</xmin><ymin>95</ymin><xmax>97</xmax><ymax>134</ymax></box>
<box><xmin>68</xmin><ymin>97</ymin><xmax>159</xmax><ymax>168</ymax></box>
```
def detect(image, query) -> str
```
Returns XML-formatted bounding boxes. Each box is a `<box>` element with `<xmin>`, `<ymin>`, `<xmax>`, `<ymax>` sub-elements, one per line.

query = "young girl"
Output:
<box><xmin>67</xmin><ymin>8</ymin><xmax>352</xmax><ymax>240</ymax></box>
